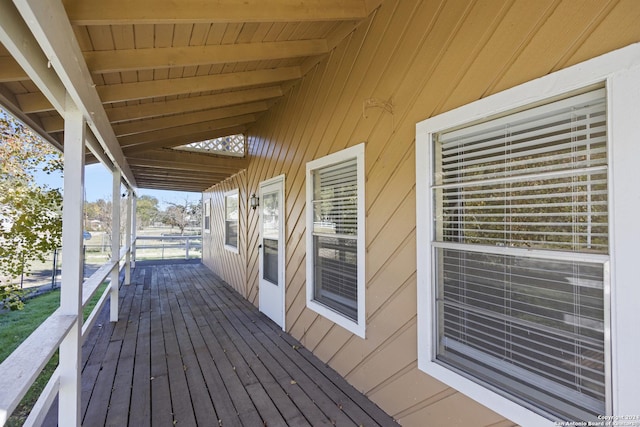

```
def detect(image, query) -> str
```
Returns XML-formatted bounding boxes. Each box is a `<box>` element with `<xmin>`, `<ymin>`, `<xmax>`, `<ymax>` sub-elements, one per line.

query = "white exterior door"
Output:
<box><xmin>258</xmin><ymin>175</ymin><xmax>285</xmax><ymax>329</ymax></box>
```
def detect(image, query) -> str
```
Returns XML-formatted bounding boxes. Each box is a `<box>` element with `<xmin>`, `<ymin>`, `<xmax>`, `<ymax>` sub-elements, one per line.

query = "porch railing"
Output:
<box><xmin>0</xmin><ymin>244</ymin><xmax>132</xmax><ymax>426</ymax></box>
<box><xmin>135</xmin><ymin>235</ymin><xmax>202</xmax><ymax>260</ymax></box>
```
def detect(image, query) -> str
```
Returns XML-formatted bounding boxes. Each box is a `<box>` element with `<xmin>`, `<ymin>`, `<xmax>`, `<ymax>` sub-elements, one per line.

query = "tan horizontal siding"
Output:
<box><xmin>203</xmin><ymin>0</ymin><xmax>640</xmax><ymax>425</ymax></box>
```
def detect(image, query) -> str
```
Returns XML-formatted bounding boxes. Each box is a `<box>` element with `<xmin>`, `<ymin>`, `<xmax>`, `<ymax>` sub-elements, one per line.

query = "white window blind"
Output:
<box><xmin>225</xmin><ymin>191</ymin><xmax>238</xmax><ymax>249</ymax></box>
<box><xmin>432</xmin><ymin>89</ymin><xmax>609</xmax><ymax>420</ymax></box>
<box><xmin>434</xmin><ymin>89</ymin><xmax>608</xmax><ymax>253</ymax></box>
<box><xmin>204</xmin><ymin>200</ymin><xmax>211</xmax><ymax>233</ymax></box>
<box><xmin>311</xmin><ymin>158</ymin><xmax>358</xmax><ymax>321</ymax></box>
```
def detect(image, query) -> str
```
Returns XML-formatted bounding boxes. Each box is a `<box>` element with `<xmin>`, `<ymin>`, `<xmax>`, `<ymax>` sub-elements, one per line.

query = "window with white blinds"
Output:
<box><xmin>203</xmin><ymin>199</ymin><xmax>211</xmax><ymax>233</ymax></box>
<box><xmin>224</xmin><ymin>190</ymin><xmax>238</xmax><ymax>250</ymax></box>
<box><xmin>306</xmin><ymin>144</ymin><xmax>365</xmax><ymax>337</ymax></box>
<box><xmin>431</xmin><ymin>89</ymin><xmax>609</xmax><ymax>420</ymax></box>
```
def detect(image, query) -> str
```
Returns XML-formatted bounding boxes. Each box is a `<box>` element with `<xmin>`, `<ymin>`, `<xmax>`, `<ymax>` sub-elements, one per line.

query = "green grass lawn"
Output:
<box><xmin>0</xmin><ymin>283</ymin><xmax>108</xmax><ymax>425</ymax></box>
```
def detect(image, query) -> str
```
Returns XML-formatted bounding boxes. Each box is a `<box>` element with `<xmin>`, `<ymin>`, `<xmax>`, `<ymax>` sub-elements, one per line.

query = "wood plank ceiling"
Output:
<box><xmin>0</xmin><ymin>0</ymin><xmax>380</xmax><ymax>192</ymax></box>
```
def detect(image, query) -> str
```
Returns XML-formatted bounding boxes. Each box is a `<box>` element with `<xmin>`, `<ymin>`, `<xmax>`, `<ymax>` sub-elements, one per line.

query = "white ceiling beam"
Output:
<box><xmin>13</xmin><ymin>0</ymin><xmax>137</xmax><ymax>188</ymax></box>
<box><xmin>97</xmin><ymin>66</ymin><xmax>300</xmax><ymax>103</ymax></box>
<box><xmin>86</xmin><ymin>39</ymin><xmax>328</xmax><ymax>73</ymax></box>
<box><xmin>63</xmin><ymin>0</ymin><xmax>369</xmax><ymax>25</ymax></box>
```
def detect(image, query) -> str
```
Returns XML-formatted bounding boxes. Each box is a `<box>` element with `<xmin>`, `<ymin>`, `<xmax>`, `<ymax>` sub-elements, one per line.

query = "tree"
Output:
<box><xmin>161</xmin><ymin>198</ymin><xmax>201</xmax><ymax>235</ymax></box>
<box><xmin>84</xmin><ymin>198</ymin><xmax>113</xmax><ymax>233</ymax></box>
<box><xmin>136</xmin><ymin>195</ymin><xmax>159</xmax><ymax>228</ymax></box>
<box><xmin>0</xmin><ymin>110</ymin><xmax>62</xmax><ymax>309</ymax></box>
<box><xmin>84</xmin><ymin>196</ymin><xmax>132</xmax><ymax>253</ymax></box>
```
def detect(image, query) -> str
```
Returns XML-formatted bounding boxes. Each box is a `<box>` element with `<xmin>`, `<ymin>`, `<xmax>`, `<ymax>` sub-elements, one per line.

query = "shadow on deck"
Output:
<box><xmin>46</xmin><ymin>261</ymin><xmax>397</xmax><ymax>426</ymax></box>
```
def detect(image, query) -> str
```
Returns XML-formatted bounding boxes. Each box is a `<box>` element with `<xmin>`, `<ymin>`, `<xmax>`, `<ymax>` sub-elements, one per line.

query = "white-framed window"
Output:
<box><xmin>203</xmin><ymin>198</ymin><xmax>211</xmax><ymax>233</ymax></box>
<box><xmin>306</xmin><ymin>143</ymin><xmax>365</xmax><ymax>338</ymax></box>
<box><xmin>416</xmin><ymin>45</ymin><xmax>640</xmax><ymax>426</ymax></box>
<box><xmin>224</xmin><ymin>189</ymin><xmax>239</xmax><ymax>252</ymax></box>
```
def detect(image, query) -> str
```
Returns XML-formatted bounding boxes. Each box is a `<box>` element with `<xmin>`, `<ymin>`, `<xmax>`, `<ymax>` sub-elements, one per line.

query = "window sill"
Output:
<box><xmin>418</xmin><ymin>359</ymin><xmax>556</xmax><ymax>427</ymax></box>
<box><xmin>224</xmin><ymin>244</ymin><xmax>239</xmax><ymax>254</ymax></box>
<box><xmin>307</xmin><ymin>299</ymin><xmax>365</xmax><ymax>338</ymax></box>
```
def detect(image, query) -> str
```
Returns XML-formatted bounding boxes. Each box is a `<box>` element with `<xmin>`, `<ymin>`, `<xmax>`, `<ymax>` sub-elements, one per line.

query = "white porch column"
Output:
<box><xmin>110</xmin><ymin>170</ymin><xmax>121</xmax><ymax>322</ymax></box>
<box><xmin>131</xmin><ymin>195</ymin><xmax>137</xmax><ymax>268</ymax></box>
<box><xmin>124</xmin><ymin>190</ymin><xmax>132</xmax><ymax>285</ymax></box>
<box><xmin>58</xmin><ymin>93</ymin><xmax>84</xmax><ymax>427</ymax></box>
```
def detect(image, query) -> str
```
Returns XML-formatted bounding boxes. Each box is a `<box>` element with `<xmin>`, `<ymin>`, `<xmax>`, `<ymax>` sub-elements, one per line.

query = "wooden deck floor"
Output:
<box><xmin>48</xmin><ymin>262</ymin><xmax>398</xmax><ymax>427</ymax></box>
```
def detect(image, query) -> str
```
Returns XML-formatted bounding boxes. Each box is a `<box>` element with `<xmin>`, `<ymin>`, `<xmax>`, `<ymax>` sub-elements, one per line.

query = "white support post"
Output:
<box><xmin>110</xmin><ymin>170</ymin><xmax>121</xmax><ymax>322</ymax></box>
<box><xmin>185</xmin><ymin>238</ymin><xmax>189</xmax><ymax>260</ymax></box>
<box><xmin>131</xmin><ymin>195</ymin><xmax>137</xmax><ymax>268</ymax></box>
<box><xmin>124</xmin><ymin>190</ymin><xmax>132</xmax><ymax>285</ymax></box>
<box><xmin>58</xmin><ymin>93</ymin><xmax>85</xmax><ymax>427</ymax></box>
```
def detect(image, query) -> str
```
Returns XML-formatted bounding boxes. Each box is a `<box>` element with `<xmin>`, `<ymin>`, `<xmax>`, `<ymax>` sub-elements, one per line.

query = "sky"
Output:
<box><xmin>35</xmin><ymin>162</ymin><xmax>200</xmax><ymax>209</ymax></box>
<box><xmin>2</xmin><ymin>106</ymin><xmax>200</xmax><ymax>208</ymax></box>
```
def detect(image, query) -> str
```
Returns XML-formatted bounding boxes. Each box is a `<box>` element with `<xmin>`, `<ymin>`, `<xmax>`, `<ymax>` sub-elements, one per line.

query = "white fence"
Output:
<box><xmin>134</xmin><ymin>235</ymin><xmax>202</xmax><ymax>260</ymax></box>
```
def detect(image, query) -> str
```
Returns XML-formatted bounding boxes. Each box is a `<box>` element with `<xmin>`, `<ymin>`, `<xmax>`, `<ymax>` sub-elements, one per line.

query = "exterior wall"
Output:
<box><xmin>202</xmin><ymin>171</ymin><xmax>247</xmax><ymax>296</ymax></box>
<box><xmin>203</xmin><ymin>1</ymin><xmax>640</xmax><ymax>425</ymax></box>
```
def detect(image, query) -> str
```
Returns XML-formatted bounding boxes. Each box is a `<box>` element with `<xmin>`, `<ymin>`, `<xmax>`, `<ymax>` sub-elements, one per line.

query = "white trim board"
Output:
<box><xmin>305</xmin><ymin>143</ymin><xmax>366</xmax><ymax>338</ymax></box>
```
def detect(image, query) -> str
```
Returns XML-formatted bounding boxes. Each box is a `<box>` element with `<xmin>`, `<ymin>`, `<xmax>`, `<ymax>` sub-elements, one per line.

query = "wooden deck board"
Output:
<box><xmin>149</xmin><ymin>267</ymin><xmax>176</xmax><ymax>427</ymax></box>
<box><xmin>187</xmin><ymin>270</ymin><xmax>334</xmax><ymax>426</ymax></box>
<box><xmin>48</xmin><ymin>261</ymin><xmax>398</xmax><ymax>427</ymax></box>
<box><xmin>157</xmin><ymin>266</ymin><xmax>198</xmax><ymax>427</ymax></box>
<box><xmin>197</xmin><ymin>270</ymin><xmax>372</xmax><ymax>427</ymax></box>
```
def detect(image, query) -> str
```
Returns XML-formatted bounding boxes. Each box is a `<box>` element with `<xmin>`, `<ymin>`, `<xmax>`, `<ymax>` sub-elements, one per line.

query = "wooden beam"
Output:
<box><xmin>364</xmin><ymin>0</ymin><xmax>385</xmax><ymax>14</ymax></box>
<box><xmin>0</xmin><ymin>84</ymin><xmax>63</xmax><ymax>152</ymax></box>
<box><xmin>119</xmin><ymin>115</ymin><xmax>254</xmax><ymax>148</ymax></box>
<box><xmin>122</xmin><ymin>125</ymin><xmax>247</xmax><ymax>155</ymax></box>
<box><xmin>0</xmin><ymin>2</ymin><xmax>66</xmax><ymax>114</ymax></box>
<box><xmin>12</xmin><ymin>66</ymin><xmax>287</xmax><ymax>116</ymax></box>
<box><xmin>134</xmin><ymin>174</ymin><xmax>227</xmax><ymax>189</ymax></box>
<box><xmin>130</xmin><ymin>164</ymin><xmax>242</xmax><ymax>179</ymax></box>
<box><xmin>134</xmin><ymin>179</ymin><xmax>216</xmax><ymax>192</ymax></box>
<box><xmin>106</xmin><ymin>86</ymin><xmax>282</xmax><ymax>123</ymax></box>
<box><xmin>301</xmin><ymin>11</ymin><xmax>375</xmax><ymax>75</ymax></box>
<box><xmin>0</xmin><ymin>57</ymin><xmax>28</xmax><ymax>82</ymax></box>
<box><xmin>134</xmin><ymin>176</ymin><xmax>213</xmax><ymax>185</ymax></box>
<box><xmin>135</xmin><ymin>177</ymin><xmax>217</xmax><ymax>185</ymax></box>
<box><xmin>13</xmin><ymin>0</ymin><xmax>137</xmax><ymax>188</ymax></box>
<box><xmin>130</xmin><ymin>168</ymin><xmax>229</xmax><ymax>181</ymax></box>
<box><xmin>42</xmin><ymin>86</ymin><xmax>283</xmax><ymax>132</ymax></box>
<box><xmin>0</xmin><ymin>3</ymin><xmax>106</xmax><ymax>165</ymax></box>
<box><xmin>112</xmin><ymin>101</ymin><xmax>268</xmax><ymax>137</ymax></box>
<box><xmin>97</xmin><ymin>67</ymin><xmax>300</xmax><ymax>103</ymax></box>
<box><xmin>16</xmin><ymin>92</ymin><xmax>52</xmax><ymax>113</ymax></box>
<box><xmin>86</xmin><ymin>39</ymin><xmax>328</xmax><ymax>73</ymax></box>
<box><xmin>63</xmin><ymin>0</ymin><xmax>368</xmax><ymax>25</ymax></box>
<box><xmin>128</xmin><ymin>149</ymin><xmax>249</xmax><ymax>171</ymax></box>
